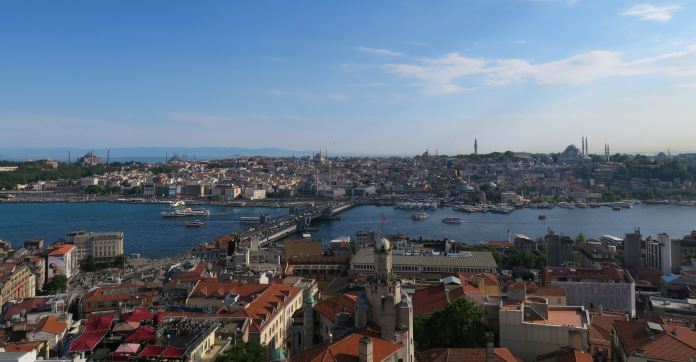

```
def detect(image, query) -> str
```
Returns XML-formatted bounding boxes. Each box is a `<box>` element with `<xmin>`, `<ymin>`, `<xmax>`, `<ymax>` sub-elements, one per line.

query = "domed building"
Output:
<box><xmin>559</xmin><ymin>144</ymin><xmax>581</xmax><ymax>164</ymax></box>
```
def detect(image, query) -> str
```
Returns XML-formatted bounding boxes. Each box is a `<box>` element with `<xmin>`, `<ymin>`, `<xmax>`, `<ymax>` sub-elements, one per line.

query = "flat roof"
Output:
<box><xmin>528</xmin><ymin>308</ymin><xmax>587</xmax><ymax>328</ymax></box>
<box><xmin>351</xmin><ymin>248</ymin><xmax>497</xmax><ymax>268</ymax></box>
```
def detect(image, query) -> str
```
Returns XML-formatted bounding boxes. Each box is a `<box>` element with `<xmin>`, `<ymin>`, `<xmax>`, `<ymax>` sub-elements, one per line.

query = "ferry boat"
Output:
<box><xmin>240</xmin><ymin>216</ymin><xmax>261</xmax><ymax>223</ymax></box>
<box><xmin>185</xmin><ymin>220</ymin><xmax>204</xmax><ymax>228</ymax></box>
<box><xmin>576</xmin><ymin>203</ymin><xmax>588</xmax><ymax>209</ymax></box>
<box><xmin>442</xmin><ymin>216</ymin><xmax>462</xmax><ymax>224</ymax></box>
<box><xmin>161</xmin><ymin>208</ymin><xmax>211</xmax><ymax>217</ymax></box>
<box><xmin>411</xmin><ymin>212</ymin><xmax>429</xmax><ymax>221</ymax></box>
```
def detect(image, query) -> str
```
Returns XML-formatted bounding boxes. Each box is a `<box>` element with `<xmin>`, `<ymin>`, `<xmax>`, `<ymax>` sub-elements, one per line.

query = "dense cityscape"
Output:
<box><xmin>3</xmin><ymin>0</ymin><xmax>696</xmax><ymax>361</ymax></box>
<box><xmin>1</xmin><ymin>145</ymin><xmax>696</xmax><ymax>361</ymax></box>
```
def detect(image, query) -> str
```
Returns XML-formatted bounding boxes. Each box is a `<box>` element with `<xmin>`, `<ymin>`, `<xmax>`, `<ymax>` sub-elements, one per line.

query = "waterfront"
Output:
<box><xmin>2</xmin><ymin>202</ymin><xmax>696</xmax><ymax>257</ymax></box>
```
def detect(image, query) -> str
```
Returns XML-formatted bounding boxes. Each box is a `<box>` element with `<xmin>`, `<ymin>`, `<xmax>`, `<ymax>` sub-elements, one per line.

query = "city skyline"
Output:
<box><xmin>1</xmin><ymin>1</ymin><xmax>695</xmax><ymax>154</ymax></box>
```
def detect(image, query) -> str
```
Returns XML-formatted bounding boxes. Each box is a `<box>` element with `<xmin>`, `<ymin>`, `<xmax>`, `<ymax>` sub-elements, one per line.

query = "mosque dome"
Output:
<box><xmin>376</xmin><ymin>238</ymin><xmax>391</xmax><ymax>251</ymax></box>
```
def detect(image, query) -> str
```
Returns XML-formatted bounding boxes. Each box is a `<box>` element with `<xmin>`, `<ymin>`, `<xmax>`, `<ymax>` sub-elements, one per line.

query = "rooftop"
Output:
<box><xmin>351</xmin><ymin>248</ymin><xmax>498</xmax><ymax>268</ymax></box>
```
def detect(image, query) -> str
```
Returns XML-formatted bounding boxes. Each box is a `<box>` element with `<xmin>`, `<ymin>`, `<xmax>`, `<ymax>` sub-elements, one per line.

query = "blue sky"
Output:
<box><xmin>1</xmin><ymin>1</ymin><xmax>695</xmax><ymax>155</ymax></box>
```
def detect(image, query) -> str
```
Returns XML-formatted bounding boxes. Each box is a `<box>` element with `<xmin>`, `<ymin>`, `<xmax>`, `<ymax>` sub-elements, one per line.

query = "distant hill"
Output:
<box><xmin>0</xmin><ymin>147</ymin><xmax>315</xmax><ymax>162</ymax></box>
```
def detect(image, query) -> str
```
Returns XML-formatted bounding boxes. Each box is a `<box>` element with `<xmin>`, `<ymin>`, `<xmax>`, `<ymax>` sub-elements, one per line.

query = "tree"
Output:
<box><xmin>575</xmin><ymin>233</ymin><xmax>587</xmax><ymax>244</ymax></box>
<box><xmin>414</xmin><ymin>299</ymin><xmax>488</xmax><ymax>350</ymax></box>
<box><xmin>213</xmin><ymin>341</ymin><xmax>266</xmax><ymax>362</ymax></box>
<box><xmin>43</xmin><ymin>275</ymin><xmax>68</xmax><ymax>294</ymax></box>
<box><xmin>81</xmin><ymin>256</ymin><xmax>97</xmax><ymax>272</ymax></box>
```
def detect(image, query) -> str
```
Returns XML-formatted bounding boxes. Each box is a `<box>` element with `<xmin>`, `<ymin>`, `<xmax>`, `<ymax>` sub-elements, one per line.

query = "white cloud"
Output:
<box><xmin>357</xmin><ymin>46</ymin><xmax>404</xmax><ymax>57</ymax></box>
<box><xmin>677</xmin><ymin>82</ymin><xmax>696</xmax><ymax>89</ymax></box>
<box><xmin>515</xmin><ymin>40</ymin><xmax>527</xmax><ymax>45</ymax></box>
<box><xmin>621</xmin><ymin>3</ymin><xmax>681</xmax><ymax>22</ymax></box>
<box><xmin>382</xmin><ymin>46</ymin><xmax>696</xmax><ymax>93</ymax></box>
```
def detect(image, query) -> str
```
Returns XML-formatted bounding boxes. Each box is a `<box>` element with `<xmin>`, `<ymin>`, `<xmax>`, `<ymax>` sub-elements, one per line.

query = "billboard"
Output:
<box><xmin>47</xmin><ymin>255</ymin><xmax>66</xmax><ymax>279</ymax></box>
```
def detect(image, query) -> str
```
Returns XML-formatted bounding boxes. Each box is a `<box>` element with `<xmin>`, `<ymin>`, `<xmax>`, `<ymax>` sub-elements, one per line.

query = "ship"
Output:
<box><xmin>161</xmin><ymin>207</ymin><xmax>211</xmax><ymax>217</ymax></box>
<box><xmin>442</xmin><ymin>216</ymin><xmax>462</xmax><ymax>224</ymax></box>
<box><xmin>240</xmin><ymin>216</ymin><xmax>261</xmax><ymax>223</ymax></box>
<box><xmin>411</xmin><ymin>212</ymin><xmax>429</xmax><ymax>221</ymax></box>
<box><xmin>558</xmin><ymin>202</ymin><xmax>576</xmax><ymax>209</ymax></box>
<box><xmin>185</xmin><ymin>220</ymin><xmax>204</xmax><ymax>227</ymax></box>
<box><xmin>538</xmin><ymin>213</ymin><xmax>547</xmax><ymax>220</ymax></box>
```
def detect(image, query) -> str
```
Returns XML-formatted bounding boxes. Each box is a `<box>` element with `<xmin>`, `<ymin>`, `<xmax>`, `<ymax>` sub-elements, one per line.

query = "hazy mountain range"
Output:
<box><xmin>0</xmin><ymin>147</ymin><xmax>327</xmax><ymax>162</ymax></box>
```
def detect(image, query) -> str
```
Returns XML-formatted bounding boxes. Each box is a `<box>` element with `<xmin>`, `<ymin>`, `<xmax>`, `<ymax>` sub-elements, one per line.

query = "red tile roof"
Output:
<box><xmin>314</xmin><ymin>293</ymin><xmax>358</xmax><ymax>322</ymax></box>
<box><xmin>123</xmin><ymin>325</ymin><xmax>155</xmax><ymax>343</ymax></box>
<box><xmin>614</xmin><ymin>320</ymin><xmax>696</xmax><ymax>361</ymax></box>
<box><xmin>231</xmin><ymin>283</ymin><xmax>301</xmax><ymax>333</ymax></box>
<box><xmin>48</xmin><ymin>244</ymin><xmax>75</xmax><ymax>256</ymax></box>
<box><xmin>69</xmin><ymin>312</ymin><xmax>117</xmax><ymax>353</ymax></box>
<box><xmin>122</xmin><ymin>308</ymin><xmax>155</xmax><ymax>323</ymax></box>
<box><xmin>2</xmin><ymin>342</ymin><xmax>42</xmax><ymax>353</ymax></box>
<box><xmin>417</xmin><ymin>348</ymin><xmax>520</xmax><ymax>362</ymax></box>
<box><xmin>161</xmin><ymin>346</ymin><xmax>186</xmax><ymax>358</ymax></box>
<box><xmin>35</xmin><ymin>315</ymin><xmax>68</xmax><ymax>335</ymax></box>
<box><xmin>2</xmin><ymin>298</ymin><xmax>50</xmax><ymax>322</ymax></box>
<box><xmin>188</xmin><ymin>279</ymin><xmax>268</xmax><ymax>301</ymax></box>
<box><xmin>290</xmin><ymin>326</ymin><xmax>403</xmax><ymax>362</ymax></box>
<box><xmin>413</xmin><ymin>285</ymin><xmax>449</xmax><ymax>317</ymax></box>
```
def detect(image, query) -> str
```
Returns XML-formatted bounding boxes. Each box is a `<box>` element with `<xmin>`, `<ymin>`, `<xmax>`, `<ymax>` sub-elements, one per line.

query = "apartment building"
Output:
<box><xmin>543</xmin><ymin>266</ymin><xmax>636</xmax><ymax>317</ymax></box>
<box><xmin>47</xmin><ymin>244</ymin><xmax>77</xmax><ymax>279</ymax></box>
<box><xmin>0</xmin><ymin>263</ymin><xmax>36</xmax><ymax>307</ymax></box>
<box><xmin>65</xmin><ymin>230</ymin><xmax>124</xmax><ymax>261</ymax></box>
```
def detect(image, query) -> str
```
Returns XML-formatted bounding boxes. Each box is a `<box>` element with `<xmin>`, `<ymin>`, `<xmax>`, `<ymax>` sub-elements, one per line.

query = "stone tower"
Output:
<box><xmin>302</xmin><ymin>292</ymin><xmax>316</xmax><ymax>351</ymax></box>
<box><xmin>360</xmin><ymin>238</ymin><xmax>414</xmax><ymax>362</ymax></box>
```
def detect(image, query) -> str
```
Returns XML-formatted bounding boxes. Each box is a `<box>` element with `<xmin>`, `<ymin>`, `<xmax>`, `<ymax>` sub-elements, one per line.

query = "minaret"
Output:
<box><xmin>474</xmin><ymin>138</ymin><xmax>478</xmax><ymax>155</ymax></box>
<box><xmin>106</xmin><ymin>149</ymin><xmax>110</xmax><ymax>165</ymax></box>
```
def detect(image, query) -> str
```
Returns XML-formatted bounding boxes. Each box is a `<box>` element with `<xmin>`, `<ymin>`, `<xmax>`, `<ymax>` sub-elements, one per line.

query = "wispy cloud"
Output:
<box><xmin>401</xmin><ymin>41</ymin><xmax>430</xmax><ymax>48</ymax></box>
<box><xmin>677</xmin><ymin>82</ymin><xmax>696</xmax><ymax>89</ymax></box>
<box><xmin>515</xmin><ymin>40</ymin><xmax>527</xmax><ymax>45</ymax></box>
<box><xmin>382</xmin><ymin>45</ymin><xmax>696</xmax><ymax>94</ymax></box>
<box><xmin>621</xmin><ymin>3</ymin><xmax>681</xmax><ymax>22</ymax></box>
<box><xmin>357</xmin><ymin>46</ymin><xmax>404</xmax><ymax>57</ymax></box>
<box><xmin>266</xmin><ymin>89</ymin><xmax>350</xmax><ymax>102</ymax></box>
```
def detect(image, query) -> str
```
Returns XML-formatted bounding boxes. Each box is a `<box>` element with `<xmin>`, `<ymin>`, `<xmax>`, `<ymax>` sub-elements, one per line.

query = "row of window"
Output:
<box><xmin>352</xmin><ymin>264</ymin><xmax>494</xmax><ymax>274</ymax></box>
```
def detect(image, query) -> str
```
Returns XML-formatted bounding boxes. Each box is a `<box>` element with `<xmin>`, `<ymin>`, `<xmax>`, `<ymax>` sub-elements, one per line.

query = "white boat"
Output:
<box><xmin>558</xmin><ymin>202</ymin><xmax>576</xmax><ymax>209</ymax></box>
<box><xmin>185</xmin><ymin>220</ymin><xmax>204</xmax><ymax>227</ymax></box>
<box><xmin>442</xmin><ymin>216</ymin><xmax>462</xmax><ymax>224</ymax></box>
<box><xmin>302</xmin><ymin>232</ymin><xmax>312</xmax><ymax>238</ymax></box>
<box><xmin>490</xmin><ymin>206</ymin><xmax>513</xmax><ymax>214</ymax></box>
<box><xmin>161</xmin><ymin>207</ymin><xmax>211</xmax><ymax>217</ymax></box>
<box><xmin>240</xmin><ymin>216</ymin><xmax>261</xmax><ymax>223</ymax></box>
<box><xmin>171</xmin><ymin>200</ymin><xmax>186</xmax><ymax>208</ymax></box>
<box><xmin>412</xmin><ymin>212</ymin><xmax>429</xmax><ymax>221</ymax></box>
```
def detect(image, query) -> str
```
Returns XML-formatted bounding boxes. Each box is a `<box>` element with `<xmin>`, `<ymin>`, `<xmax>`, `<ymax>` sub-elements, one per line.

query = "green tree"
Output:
<box><xmin>213</xmin><ymin>341</ymin><xmax>266</xmax><ymax>362</ymax></box>
<box><xmin>414</xmin><ymin>299</ymin><xmax>488</xmax><ymax>350</ymax></box>
<box><xmin>43</xmin><ymin>275</ymin><xmax>68</xmax><ymax>294</ymax></box>
<box><xmin>81</xmin><ymin>256</ymin><xmax>97</xmax><ymax>272</ymax></box>
<box><xmin>575</xmin><ymin>233</ymin><xmax>587</xmax><ymax>244</ymax></box>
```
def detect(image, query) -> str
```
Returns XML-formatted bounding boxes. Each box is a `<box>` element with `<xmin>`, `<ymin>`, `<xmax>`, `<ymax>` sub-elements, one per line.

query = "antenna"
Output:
<box><xmin>106</xmin><ymin>149</ymin><xmax>110</xmax><ymax>165</ymax></box>
<box><xmin>68</xmin><ymin>150</ymin><xmax>71</xmax><ymax>164</ymax></box>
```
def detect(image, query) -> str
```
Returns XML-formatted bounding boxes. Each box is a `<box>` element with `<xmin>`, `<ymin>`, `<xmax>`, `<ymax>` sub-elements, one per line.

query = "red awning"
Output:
<box><xmin>123</xmin><ymin>326</ymin><xmax>156</xmax><ymax>343</ymax></box>
<box><xmin>161</xmin><ymin>346</ymin><xmax>186</xmax><ymax>359</ymax></box>
<box><xmin>138</xmin><ymin>345</ymin><xmax>166</xmax><ymax>358</ymax></box>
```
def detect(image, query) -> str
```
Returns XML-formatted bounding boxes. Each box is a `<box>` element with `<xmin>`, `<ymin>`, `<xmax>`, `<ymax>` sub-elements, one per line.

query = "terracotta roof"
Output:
<box><xmin>413</xmin><ymin>285</ymin><xmax>449</xmax><ymax>317</ymax></box>
<box><xmin>614</xmin><ymin>320</ymin><xmax>696</xmax><ymax>361</ymax></box>
<box><xmin>123</xmin><ymin>325</ymin><xmax>155</xmax><ymax>343</ymax></box>
<box><xmin>231</xmin><ymin>283</ymin><xmax>301</xmax><ymax>333</ymax></box>
<box><xmin>2</xmin><ymin>341</ymin><xmax>42</xmax><ymax>353</ymax></box>
<box><xmin>161</xmin><ymin>346</ymin><xmax>186</xmax><ymax>358</ymax></box>
<box><xmin>2</xmin><ymin>298</ymin><xmax>50</xmax><ymax>322</ymax></box>
<box><xmin>122</xmin><ymin>308</ymin><xmax>154</xmax><ymax>323</ymax></box>
<box><xmin>35</xmin><ymin>315</ymin><xmax>68</xmax><ymax>335</ymax></box>
<box><xmin>290</xmin><ymin>326</ymin><xmax>403</xmax><ymax>362</ymax></box>
<box><xmin>83</xmin><ymin>284</ymin><xmax>156</xmax><ymax>303</ymax></box>
<box><xmin>314</xmin><ymin>293</ymin><xmax>358</xmax><ymax>322</ymax></box>
<box><xmin>188</xmin><ymin>279</ymin><xmax>268</xmax><ymax>301</ymax></box>
<box><xmin>589</xmin><ymin>311</ymin><xmax>626</xmax><ymax>348</ymax></box>
<box><xmin>556</xmin><ymin>349</ymin><xmax>592</xmax><ymax>362</ymax></box>
<box><xmin>48</xmin><ymin>244</ymin><xmax>75</xmax><ymax>256</ymax></box>
<box><xmin>417</xmin><ymin>348</ymin><xmax>520</xmax><ymax>362</ymax></box>
<box><xmin>171</xmin><ymin>262</ymin><xmax>208</xmax><ymax>283</ymax></box>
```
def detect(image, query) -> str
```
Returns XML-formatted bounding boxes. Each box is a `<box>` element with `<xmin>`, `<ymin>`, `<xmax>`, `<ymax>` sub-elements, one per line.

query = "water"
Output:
<box><xmin>1</xmin><ymin>202</ymin><xmax>696</xmax><ymax>257</ymax></box>
<box><xmin>0</xmin><ymin>202</ymin><xmax>288</xmax><ymax>257</ymax></box>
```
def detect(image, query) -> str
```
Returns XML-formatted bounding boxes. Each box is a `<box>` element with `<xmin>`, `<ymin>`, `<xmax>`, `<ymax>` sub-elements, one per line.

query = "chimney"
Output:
<box><xmin>359</xmin><ymin>336</ymin><xmax>373</xmax><ymax>362</ymax></box>
<box><xmin>485</xmin><ymin>332</ymin><xmax>495</xmax><ymax>362</ymax></box>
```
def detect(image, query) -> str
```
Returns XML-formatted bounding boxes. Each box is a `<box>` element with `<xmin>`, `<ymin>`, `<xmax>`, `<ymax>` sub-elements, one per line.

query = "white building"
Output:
<box><xmin>47</xmin><ymin>245</ymin><xmax>77</xmax><ymax>279</ymax></box>
<box><xmin>500</xmin><ymin>292</ymin><xmax>589</xmax><ymax>362</ymax></box>
<box><xmin>65</xmin><ymin>230</ymin><xmax>124</xmax><ymax>261</ymax></box>
<box><xmin>646</xmin><ymin>233</ymin><xmax>673</xmax><ymax>276</ymax></box>
<box><xmin>243</xmin><ymin>188</ymin><xmax>266</xmax><ymax>200</ymax></box>
<box><xmin>212</xmin><ymin>182</ymin><xmax>241</xmax><ymax>200</ymax></box>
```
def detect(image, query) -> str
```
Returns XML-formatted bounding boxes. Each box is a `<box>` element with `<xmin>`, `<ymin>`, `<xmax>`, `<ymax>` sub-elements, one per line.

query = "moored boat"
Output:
<box><xmin>442</xmin><ymin>216</ymin><xmax>462</xmax><ymax>224</ymax></box>
<box><xmin>185</xmin><ymin>220</ymin><xmax>204</xmax><ymax>227</ymax></box>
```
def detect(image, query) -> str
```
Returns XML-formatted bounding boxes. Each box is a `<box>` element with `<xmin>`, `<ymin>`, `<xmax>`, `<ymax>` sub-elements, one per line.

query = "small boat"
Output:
<box><xmin>185</xmin><ymin>220</ymin><xmax>204</xmax><ymax>227</ymax></box>
<box><xmin>171</xmin><ymin>200</ymin><xmax>186</xmax><ymax>208</ymax></box>
<box><xmin>538</xmin><ymin>213</ymin><xmax>547</xmax><ymax>220</ymax></box>
<box><xmin>412</xmin><ymin>212</ymin><xmax>429</xmax><ymax>221</ymax></box>
<box><xmin>442</xmin><ymin>216</ymin><xmax>462</xmax><ymax>224</ymax></box>
<box><xmin>612</xmin><ymin>206</ymin><xmax>622</xmax><ymax>211</ymax></box>
<box><xmin>490</xmin><ymin>205</ymin><xmax>514</xmax><ymax>214</ymax></box>
<box><xmin>302</xmin><ymin>232</ymin><xmax>312</xmax><ymax>238</ymax></box>
<box><xmin>576</xmin><ymin>203</ymin><xmax>588</xmax><ymax>209</ymax></box>
<box><xmin>558</xmin><ymin>202</ymin><xmax>576</xmax><ymax>209</ymax></box>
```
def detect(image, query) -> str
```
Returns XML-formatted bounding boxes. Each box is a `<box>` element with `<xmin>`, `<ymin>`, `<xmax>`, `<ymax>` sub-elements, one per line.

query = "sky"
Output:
<box><xmin>1</xmin><ymin>1</ymin><xmax>695</xmax><ymax>156</ymax></box>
